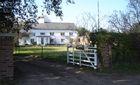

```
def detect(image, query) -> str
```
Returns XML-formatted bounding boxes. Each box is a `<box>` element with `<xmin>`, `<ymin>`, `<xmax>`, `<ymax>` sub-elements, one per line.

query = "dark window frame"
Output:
<box><xmin>40</xmin><ymin>32</ymin><xmax>45</xmax><ymax>35</ymax></box>
<box><xmin>33</xmin><ymin>33</ymin><xmax>35</xmax><ymax>36</ymax></box>
<box><xmin>50</xmin><ymin>32</ymin><xmax>54</xmax><ymax>36</ymax></box>
<box><xmin>61</xmin><ymin>39</ymin><xmax>65</xmax><ymax>42</ymax></box>
<box><xmin>61</xmin><ymin>32</ymin><xmax>65</xmax><ymax>36</ymax></box>
<box><xmin>69</xmin><ymin>32</ymin><xmax>73</xmax><ymax>36</ymax></box>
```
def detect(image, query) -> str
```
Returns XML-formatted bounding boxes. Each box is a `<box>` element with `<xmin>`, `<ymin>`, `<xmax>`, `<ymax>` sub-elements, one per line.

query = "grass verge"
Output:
<box><xmin>14</xmin><ymin>46</ymin><xmax>67</xmax><ymax>62</ymax></box>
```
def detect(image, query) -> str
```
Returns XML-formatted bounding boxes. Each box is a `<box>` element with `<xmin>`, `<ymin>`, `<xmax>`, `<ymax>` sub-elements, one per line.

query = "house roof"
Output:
<box><xmin>32</xmin><ymin>22</ymin><xmax>76</xmax><ymax>30</ymax></box>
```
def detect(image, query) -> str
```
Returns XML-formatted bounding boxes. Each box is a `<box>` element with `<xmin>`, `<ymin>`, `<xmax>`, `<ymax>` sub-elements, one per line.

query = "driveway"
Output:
<box><xmin>15</xmin><ymin>57</ymin><xmax>140</xmax><ymax>85</ymax></box>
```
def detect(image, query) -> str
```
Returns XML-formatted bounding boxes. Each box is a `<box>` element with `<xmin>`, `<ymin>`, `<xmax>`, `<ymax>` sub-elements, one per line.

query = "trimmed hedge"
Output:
<box><xmin>90</xmin><ymin>31</ymin><xmax>140</xmax><ymax>68</ymax></box>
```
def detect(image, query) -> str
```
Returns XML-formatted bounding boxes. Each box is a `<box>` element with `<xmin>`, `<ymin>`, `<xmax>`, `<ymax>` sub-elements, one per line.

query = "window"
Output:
<box><xmin>61</xmin><ymin>39</ymin><xmax>65</xmax><ymax>42</ymax></box>
<box><xmin>50</xmin><ymin>39</ymin><xmax>54</xmax><ymax>44</ymax></box>
<box><xmin>31</xmin><ymin>39</ymin><xmax>36</xmax><ymax>45</ymax></box>
<box><xmin>32</xmin><ymin>33</ymin><xmax>35</xmax><ymax>36</ymax></box>
<box><xmin>50</xmin><ymin>32</ymin><xmax>54</xmax><ymax>36</ymax></box>
<box><xmin>61</xmin><ymin>32</ymin><xmax>65</xmax><ymax>36</ymax></box>
<box><xmin>24</xmin><ymin>40</ymin><xmax>27</xmax><ymax>44</ymax></box>
<box><xmin>40</xmin><ymin>32</ymin><xmax>45</xmax><ymax>35</ymax></box>
<box><xmin>69</xmin><ymin>32</ymin><xmax>73</xmax><ymax>36</ymax></box>
<box><xmin>31</xmin><ymin>39</ymin><xmax>34</xmax><ymax>43</ymax></box>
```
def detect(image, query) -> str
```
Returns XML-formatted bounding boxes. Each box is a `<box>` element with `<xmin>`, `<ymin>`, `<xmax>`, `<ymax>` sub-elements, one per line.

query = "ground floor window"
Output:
<box><xmin>50</xmin><ymin>39</ymin><xmax>54</xmax><ymax>44</ymax></box>
<box><xmin>31</xmin><ymin>39</ymin><xmax>34</xmax><ymax>43</ymax></box>
<box><xmin>61</xmin><ymin>39</ymin><xmax>65</xmax><ymax>43</ymax></box>
<box><xmin>31</xmin><ymin>39</ymin><xmax>36</xmax><ymax>45</ymax></box>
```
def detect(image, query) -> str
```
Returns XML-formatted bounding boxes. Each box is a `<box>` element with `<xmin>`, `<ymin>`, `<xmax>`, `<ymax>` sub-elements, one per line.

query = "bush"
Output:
<box><xmin>90</xmin><ymin>31</ymin><xmax>140</xmax><ymax>68</ymax></box>
<box><xmin>0</xmin><ymin>79</ymin><xmax>14</xmax><ymax>85</ymax></box>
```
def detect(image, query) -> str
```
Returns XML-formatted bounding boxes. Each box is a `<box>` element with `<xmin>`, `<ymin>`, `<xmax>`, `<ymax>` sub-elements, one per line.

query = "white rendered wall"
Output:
<box><xmin>30</xmin><ymin>29</ymin><xmax>78</xmax><ymax>45</ymax></box>
<box><xmin>19</xmin><ymin>29</ymin><xmax>78</xmax><ymax>45</ymax></box>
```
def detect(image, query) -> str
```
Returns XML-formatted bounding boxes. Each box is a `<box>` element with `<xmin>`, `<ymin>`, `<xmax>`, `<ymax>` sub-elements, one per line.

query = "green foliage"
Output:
<box><xmin>90</xmin><ymin>30</ymin><xmax>140</xmax><ymax>68</ymax></box>
<box><xmin>76</xmin><ymin>27</ymin><xmax>89</xmax><ymax>36</ymax></box>
<box><xmin>111</xmin><ymin>33</ymin><xmax>134</xmax><ymax>64</ymax></box>
<box><xmin>0</xmin><ymin>0</ymin><xmax>74</xmax><ymax>33</ymax></box>
<box><xmin>0</xmin><ymin>79</ymin><xmax>14</xmax><ymax>85</ymax></box>
<box><xmin>130</xmin><ymin>23</ymin><xmax>140</xmax><ymax>33</ymax></box>
<box><xmin>14</xmin><ymin>46</ymin><xmax>67</xmax><ymax>62</ymax></box>
<box><xmin>0</xmin><ymin>0</ymin><xmax>38</xmax><ymax>33</ymax></box>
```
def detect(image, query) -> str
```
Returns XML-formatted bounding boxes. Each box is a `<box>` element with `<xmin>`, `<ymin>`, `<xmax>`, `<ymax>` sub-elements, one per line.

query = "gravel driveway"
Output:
<box><xmin>15</xmin><ymin>57</ymin><xmax>140</xmax><ymax>85</ymax></box>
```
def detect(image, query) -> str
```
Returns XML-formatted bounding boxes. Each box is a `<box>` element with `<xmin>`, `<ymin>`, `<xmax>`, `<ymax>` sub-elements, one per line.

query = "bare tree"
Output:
<box><xmin>76</xmin><ymin>12</ymin><xmax>108</xmax><ymax>32</ymax></box>
<box><xmin>108</xmin><ymin>0</ymin><xmax>140</xmax><ymax>33</ymax></box>
<box><xmin>76</xmin><ymin>12</ymin><xmax>97</xmax><ymax>32</ymax></box>
<box><xmin>128</xmin><ymin>0</ymin><xmax>140</xmax><ymax>23</ymax></box>
<box><xmin>109</xmin><ymin>11</ymin><xmax>133</xmax><ymax>33</ymax></box>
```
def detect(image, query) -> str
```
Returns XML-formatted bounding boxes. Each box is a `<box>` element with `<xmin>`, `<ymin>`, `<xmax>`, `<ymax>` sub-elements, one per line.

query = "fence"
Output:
<box><xmin>67</xmin><ymin>44</ymin><xmax>98</xmax><ymax>69</ymax></box>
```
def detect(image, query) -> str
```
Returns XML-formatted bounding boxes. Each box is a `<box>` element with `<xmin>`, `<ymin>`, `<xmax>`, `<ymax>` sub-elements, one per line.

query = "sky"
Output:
<box><xmin>36</xmin><ymin>0</ymin><xmax>128</xmax><ymax>29</ymax></box>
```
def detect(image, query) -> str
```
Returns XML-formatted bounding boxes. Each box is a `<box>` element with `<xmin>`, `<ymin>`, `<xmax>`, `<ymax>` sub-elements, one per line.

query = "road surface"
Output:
<box><xmin>15</xmin><ymin>57</ymin><xmax>140</xmax><ymax>85</ymax></box>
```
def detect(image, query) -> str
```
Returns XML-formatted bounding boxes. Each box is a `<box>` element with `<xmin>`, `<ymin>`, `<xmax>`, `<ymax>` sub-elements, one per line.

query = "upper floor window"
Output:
<box><xmin>40</xmin><ymin>32</ymin><xmax>45</xmax><ymax>35</ymax></box>
<box><xmin>61</xmin><ymin>32</ymin><xmax>65</xmax><ymax>36</ymax></box>
<box><xmin>50</xmin><ymin>32</ymin><xmax>54</xmax><ymax>36</ymax></box>
<box><xmin>69</xmin><ymin>32</ymin><xmax>73</xmax><ymax>36</ymax></box>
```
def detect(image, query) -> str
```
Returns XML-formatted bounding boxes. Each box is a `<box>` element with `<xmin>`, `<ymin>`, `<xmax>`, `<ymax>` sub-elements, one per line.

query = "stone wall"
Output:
<box><xmin>101</xmin><ymin>44</ymin><xmax>112</xmax><ymax>68</ymax></box>
<box><xmin>0</xmin><ymin>34</ymin><xmax>14</xmax><ymax>80</ymax></box>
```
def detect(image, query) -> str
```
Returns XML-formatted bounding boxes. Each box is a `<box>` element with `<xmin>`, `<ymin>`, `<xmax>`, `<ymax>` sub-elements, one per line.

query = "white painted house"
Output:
<box><xmin>19</xmin><ymin>22</ymin><xmax>78</xmax><ymax>45</ymax></box>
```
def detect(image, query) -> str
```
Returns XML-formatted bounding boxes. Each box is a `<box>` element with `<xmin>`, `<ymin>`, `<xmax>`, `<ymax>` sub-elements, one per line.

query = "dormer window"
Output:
<box><xmin>40</xmin><ymin>32</ymin><xmax>45</xmax><ymax>35</ymax></box>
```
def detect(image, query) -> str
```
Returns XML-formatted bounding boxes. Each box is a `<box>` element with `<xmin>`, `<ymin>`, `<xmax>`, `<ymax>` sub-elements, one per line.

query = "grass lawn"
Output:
<box><xmin>14</xmin><ymin>45</ymin><xmax>67</xmax><ymax>62</ymax></box>
<box><xmin>14</xmin><ymin>45</ymin><xmax>140</xmax><ymax>73</ymax></box>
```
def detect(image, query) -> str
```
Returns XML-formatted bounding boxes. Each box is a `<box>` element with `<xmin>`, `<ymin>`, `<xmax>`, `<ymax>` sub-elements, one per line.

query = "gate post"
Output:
<box><xmin>67</xmin><ymin>45</ymin><xmax>69</xmax><ymax>64</ymax></box>
<box><xmin>94</xmin><ymin>45</ymin><xmax>98</xmax><ymax>69</ymax></box>
<box><xmin>0</xmin><ymin>33</ymin><xmax>14</xmax><ymax>80</ymax></box>
<box><xmin>79</xmin><ymin>50</ymin><xmax>81</xmax><ymax>66</ymax></box>
<box><xmin>101</xmin><ymin>43</ymin><xmax>112</xmax><ymax>68</ymax></box>
<box><xmin>72</xmin><ymin>46</ymin><xmax>75</xmax><ymax>65</ymax></box>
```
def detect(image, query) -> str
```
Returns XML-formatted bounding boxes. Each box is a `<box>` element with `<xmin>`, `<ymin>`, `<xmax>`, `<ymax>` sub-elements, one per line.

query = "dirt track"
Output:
<box><xmin>15</xmin><ymin>58</ymin><xmax>140</xmax><ymax>85</ymax></box>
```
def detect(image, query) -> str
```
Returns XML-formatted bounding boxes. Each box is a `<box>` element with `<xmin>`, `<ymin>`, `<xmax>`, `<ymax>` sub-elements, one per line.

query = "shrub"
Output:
<box><xmin>90</xmin><ymin>31</ymin><xmax>140</xmax><ymax>68</ymax></box>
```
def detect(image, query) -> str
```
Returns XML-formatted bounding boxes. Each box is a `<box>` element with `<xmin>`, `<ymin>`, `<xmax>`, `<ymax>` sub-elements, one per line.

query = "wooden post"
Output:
<box><xmin>94</xmin><ymin>51</ymin><xmax>97</xmax><ymax>69</ymax></box>
<box><xmin>67</xmin><ymin>45</ymin><xmax>69</xmax><ymax>64</ymax></box>
<box><xmin>73</xmin><ymin>45</ymin><xmax>75</xmax><ymax>65</ymax></box>
<box><xmin>41</xmin><ymin>45</ymin><xmax>43</xmax><ymax>57</ymax></box>
<box><xmin>79</xmin><ymin>50</ymin><xmax>81</xmax><ymax>66</ymax></box>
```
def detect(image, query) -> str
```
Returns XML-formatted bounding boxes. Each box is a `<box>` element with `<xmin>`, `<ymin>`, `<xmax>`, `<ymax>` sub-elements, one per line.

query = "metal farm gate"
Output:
<box><xmin>67</xmin><ymin>45</ymin><xmax>98</xmax><ymax>69</ymax></box>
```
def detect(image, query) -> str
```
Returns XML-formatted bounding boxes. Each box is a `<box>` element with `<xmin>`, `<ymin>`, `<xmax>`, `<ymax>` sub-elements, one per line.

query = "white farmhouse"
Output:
<box><xmin>19</xmin><ymin>22</ymin><xmax>78</xmax><ymax>45</ymax></box>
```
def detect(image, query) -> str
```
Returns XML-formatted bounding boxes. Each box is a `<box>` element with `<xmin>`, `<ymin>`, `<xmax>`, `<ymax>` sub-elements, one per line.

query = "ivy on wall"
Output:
<box><xmin>90</xmin><ymin>31</ymin><xmax>140</xmax><ymax>68</ymax></box>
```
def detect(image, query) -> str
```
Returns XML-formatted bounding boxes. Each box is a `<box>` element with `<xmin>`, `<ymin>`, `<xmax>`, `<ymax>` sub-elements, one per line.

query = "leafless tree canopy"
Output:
<box><xmin>129</xmin><ymin>0</ymin><xmax>140</xmax><ymax>23</ymax></box>
<box><xmin>109</xmin><ymin>0</ymin><xmax>140</xmax><ymax>33</ymax></box>
<box><xmin>76</xmin><ymin>13</ymin><xmax>97</xmax><ymax>32</ymax></box>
